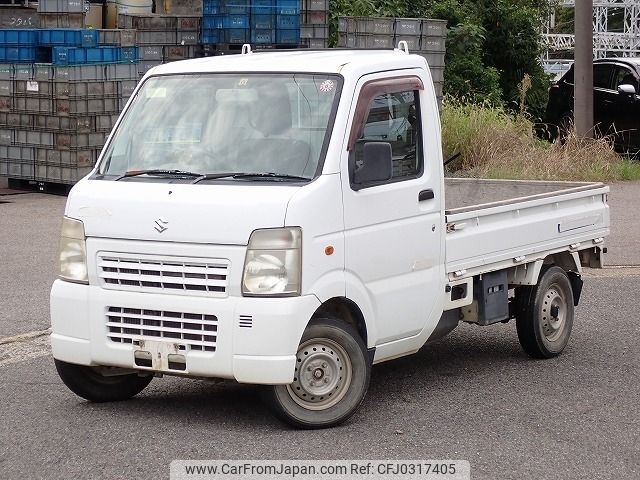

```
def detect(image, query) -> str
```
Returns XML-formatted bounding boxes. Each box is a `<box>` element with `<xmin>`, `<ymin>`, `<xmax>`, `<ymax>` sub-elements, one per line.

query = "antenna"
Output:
<box><xmin>241</xmin><ymin>44</ymin><xmax>253</xmax><ymax>55</ymax></box>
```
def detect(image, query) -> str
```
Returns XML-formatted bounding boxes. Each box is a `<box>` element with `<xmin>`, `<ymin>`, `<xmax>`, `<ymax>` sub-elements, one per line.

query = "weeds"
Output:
<box><xmin>441</xmin><ymin>98</ymin><xmax>640</xmax><ymax>182</ymax></box>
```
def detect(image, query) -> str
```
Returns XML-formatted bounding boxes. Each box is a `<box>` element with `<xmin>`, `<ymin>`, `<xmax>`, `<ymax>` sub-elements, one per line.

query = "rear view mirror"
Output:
<box><xmin>618</xmin><ymin>84</ymin><xmax>636</xmax><ymax>96</ymax></box>
<box><xmin>353</xmin><ymin>142</ymin><xmax>392</xmax><ymax>189</ymax></box>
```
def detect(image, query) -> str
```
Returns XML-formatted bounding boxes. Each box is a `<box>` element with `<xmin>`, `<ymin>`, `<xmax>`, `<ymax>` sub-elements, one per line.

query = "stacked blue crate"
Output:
<box><xmin>202</xmin><ymin>0</ymin><xmax>300</xmax><ymax>45</ymax></box>
<box><xmin>0</xmin><ymin>28</ymin><xmax>138</xmax><ymax>64</ymax></box>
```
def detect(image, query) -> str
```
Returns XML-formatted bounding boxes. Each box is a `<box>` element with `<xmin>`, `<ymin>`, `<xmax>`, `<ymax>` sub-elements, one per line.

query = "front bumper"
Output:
<box><xmin>50</xmin><ymin>279</ymin><xmax>320</xmax><ymax>384</ymax></box>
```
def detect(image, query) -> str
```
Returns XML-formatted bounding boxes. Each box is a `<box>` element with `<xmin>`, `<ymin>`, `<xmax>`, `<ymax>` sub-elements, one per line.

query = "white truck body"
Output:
<box><xmin>50</xmin><ymin>48</ymin><xmax>609</xmax><ymax>426</ymax></box>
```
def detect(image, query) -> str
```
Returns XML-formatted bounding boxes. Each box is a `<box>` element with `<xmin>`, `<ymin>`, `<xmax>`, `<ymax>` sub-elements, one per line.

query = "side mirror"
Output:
<box><xmin>353</xmin><ymin>142</ymin><xmax>392</xmax><ymax>188</ymax></box>
<box><xmin>618</xmin><ymin>84</ymin><xmax>636</xmax><ymax>96</ymax></box>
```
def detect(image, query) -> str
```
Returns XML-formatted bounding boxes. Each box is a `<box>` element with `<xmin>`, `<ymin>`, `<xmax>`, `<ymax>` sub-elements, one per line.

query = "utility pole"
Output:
<box><xmin>574</xmin><ymin>0</ymin><xmax>594</xmax><ymax>138</ymax></box>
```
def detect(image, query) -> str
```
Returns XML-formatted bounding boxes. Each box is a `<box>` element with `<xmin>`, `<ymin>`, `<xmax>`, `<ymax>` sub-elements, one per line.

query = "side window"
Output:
<box><xmin>354</xmin><ymin>90</ymin><xmax>422</xmax><ymax>180</ymax></box>
<box><xmin>593</xmin><ymin>64</ymin><xmax>614</xmax><ymax>89</ymax></box>
<box><xmin>613</xmin><ymin>66</ymin><xmax>638</xmax><ymax>90</ymax></box>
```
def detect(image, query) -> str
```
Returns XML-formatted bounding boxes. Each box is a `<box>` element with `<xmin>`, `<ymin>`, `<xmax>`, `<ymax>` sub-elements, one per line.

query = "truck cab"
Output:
<box><xmin>51</xmin><ymin>47</ymin><xmax>609</xmax><ymax>428</ymax></box>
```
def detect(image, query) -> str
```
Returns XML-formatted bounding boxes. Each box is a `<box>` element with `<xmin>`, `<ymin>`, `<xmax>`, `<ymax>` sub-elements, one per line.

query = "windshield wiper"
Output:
<box><xmin>114</xmin><ymin>169</ymin><xmax>202</xmax><ymax>181</ymax></box>
<box><xmin>191</xmin><ymin>172</ymin><xmax>244</xmax><ymax>184</ymax></box>
<box><xmin>191</xmin><ymin>172</ymin><xmax>310</xmax><ymax>184</ymax></box>
<box><xmin>231</xmin><ymin>172</ymin><xmax>310</xmax><ymax>182</ymax></box>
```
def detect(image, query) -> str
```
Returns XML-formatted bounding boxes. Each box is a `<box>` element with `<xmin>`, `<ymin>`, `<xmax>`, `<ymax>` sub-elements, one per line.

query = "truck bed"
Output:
<box><xmin>444</xmin><ymin>178</ymin><xmax>610</xmax><ymax>278</ymax></box>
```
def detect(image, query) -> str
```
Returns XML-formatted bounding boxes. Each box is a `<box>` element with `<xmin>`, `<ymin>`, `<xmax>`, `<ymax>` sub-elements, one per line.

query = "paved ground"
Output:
<box><xmin>0</xmin><ymin>182</ymin><xmax>639</xmax><ymax>480</ymax></box>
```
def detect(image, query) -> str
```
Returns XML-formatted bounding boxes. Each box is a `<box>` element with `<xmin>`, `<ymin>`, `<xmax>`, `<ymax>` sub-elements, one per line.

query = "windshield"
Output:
<box><xmin>97</xmin><ymin>73</ymin><xmax>342</xmax><ymax>181</ymax></box>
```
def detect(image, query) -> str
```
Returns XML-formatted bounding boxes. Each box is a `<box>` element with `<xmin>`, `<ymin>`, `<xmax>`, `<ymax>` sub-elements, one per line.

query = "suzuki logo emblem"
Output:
<box><xmin>154</xmin><ymin>217</ymin><xmax>169</xmax><ymax>233</ymax></box>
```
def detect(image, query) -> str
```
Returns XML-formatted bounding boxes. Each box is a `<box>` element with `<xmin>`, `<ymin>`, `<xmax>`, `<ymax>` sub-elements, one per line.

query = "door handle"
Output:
<box><xmin>418</xmin><ymin>189</ymin><xmax>435</xmax><ymax>201</ymax></box>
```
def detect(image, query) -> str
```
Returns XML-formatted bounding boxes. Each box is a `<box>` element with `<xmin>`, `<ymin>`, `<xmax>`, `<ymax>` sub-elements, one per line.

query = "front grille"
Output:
<box><xmin>106</xmin><ymin>307</ymin><xmax>217</xmax><ymax>352</ymax></box>
<box><xmin>98</xmin><ymin>253</ymin><xmax>229</xmax><ymax>297</ymax></box>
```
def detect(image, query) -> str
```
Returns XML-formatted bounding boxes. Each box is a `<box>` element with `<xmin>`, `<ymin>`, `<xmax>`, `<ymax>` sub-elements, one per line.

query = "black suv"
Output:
<box><xmin>545</xmin><ymin>58</ymin><xmax>640</xmax><ymax>152</ymax></box>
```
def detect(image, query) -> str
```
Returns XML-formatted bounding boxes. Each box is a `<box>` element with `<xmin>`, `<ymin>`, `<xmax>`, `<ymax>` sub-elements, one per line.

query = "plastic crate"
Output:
<box><xmin>394</xmin><ymin>18</ymin><xmax>421</xmax><ymax>36</ymax></box>
<box><xmin>118</xmin><ymin>79</ymin><xmax>138</xmax><ymax>97</ymax></box>
<box><xmin>213</xmin><ymin>14</ymin><xmax>250</xmax><ymax>28</ymax></box>
<box><xmin>14</xmin><ymin>79</ymin><xmax>54</xmax><ymax>97</ymax></box>
<box><xmin>0</xmin><ymin>159</ymin><xmax>34</xmax><ymax>179</ymax></box>
<box><xmin>203</xmin><ymin>1</ymin><xmax>220</xmax><ymax>15</ymax></box>
<box><xmin>120</xmin><ymin>47</ymin><xmax>139</xmax><ymax>62</ymax></box>
<box><xmin>98</xmin><ymin>29</ymin><xmax>137</xmax><ymax>47</ymax></box>
<box><xmin>251</xmin><ymin>14</ymin><xmax>276</xmax><ymax>29</ymax></box>
<box><xmin>0</xmin><ymin>145</ymin><xmax>35</xmax><ymax>161</ymax></box>
<box><xmin>0</xmin><ymin>46</ymin><xmax>38</xmax><ymax>63</ymax></box>
<box><xmin>300</xmin><ymin>37</ymin><xmax>328</xmax><ymax>48</ymax></box>
<box><xmin>0</xmin><ymin>113</ymin><xmax>33</xmax><ymax>128</ymax></box>
<box><xmin>417</xmin><ymin>51</ymin><xmax>445</xmax><ymax>68</ymax></box>
<box><xmin>276</xmin><ymin>0</ymin><xmax>299</xmax><ymax>15</ymax></box>
<box><xmin>422</xmin><ymin>19</ymin><xmax>447</xmax><ymax>38</ymax></box>
<box><xmin>53</xmin><ymin>81</ymin><xmax>118</xmax><ymax>99</ymax></box>
<box><xmin>222</xmin><ymin>28</ymin><xmax>249</xmax><ymax>43</ymax></box>
<box><xmin>251</xmin><ymin>0</ymin><xmax>274</xmax><ymax>14</ymax></box>
<box><xmin>277</xmin><ymin>14</ymin><xmax>299</xmax><ymax>29</ymax></box>
<box><xmin>303</xmin><ymin>11</ymin><xmax>327</xmax><ymax>25</ymax></box>
<box><xmin>300</xmin><ymin>24</ymin><xmax>328</xmax><ymax>39</ymax></box>
<box><xmin>54</xmin><ymin>132</ymin><xmax>106</xmax><ymax>149</ymax></box>
<box><xmin>39</xmin><ymin>13</ymin><xmax>85</xmax><ymax>29</ymax></box>
<box><xmin>420</xmin><ymin>36</ymin><xmax>446</xmax><ymax>52</ymax></box>
<box><xmin>337</xmin><ymin>17</ymin><xmax>356</xmax><ymax>34</ymax></box>
<box><xmin>337</xmin><ymin>32</ymin><xmax>356</xmax><ymax>48</ymax></box>
<box><xmin>117</xmin><ymin>14</ymin><xmax>178</xmax><ymax>30</ymax></box>
<box><xmin>34</xmin><ymin>115</ymin><xmax>96</xmax><ymax>132</ymax></box>
<box><xmin>177</xmin><ymin>16</ymin><xmax>201</xmax><ymax>30</ymax></box>
<box><xmin>276</xmin><ymin>28</ymin><xmax>299</xmax><ymax>44</ymax></box>
<box><xmin>0</xmin><ymin>30</ymin><xmax>38</xmax><ymax>46</ymax></box>
<box><xmin>177</xmin><ymin>30</ymin><xmax>199</xmax><ymax>44</ymax></box>
<box><xmin>201</xmin><ymin>28</ymin><xmax>220</xmax><ymax>44</ymax></box>
<box><xmin>251</xmin><ymin>29</ymin><xmax>276</xmax><ymax>44</ymax></box>
<box><xmin>38</xmin><ymin>0</ymin><xmax>84</xmax><ymax>13</ymax></box>
<box><xmin>38</xmin><ymin>29</ymin><xmax>99</xmax><ymax>48</ymax></box>
<box><xmin>140</xmin><ymin>45</ymin><xmax>163</xmax><ymax>60</ymax></box>
<box><xmin>162</xmin><ymin>45</ymin><xmax>197</xmax><ymax>61</ymax></box>
<box><xmin>395</xmin><ymin>35</ymin><xmax>420</xmax><ymax>50</ymax></box>
<box><xmin>96</xmin><ymin>114</ymin><xmax>119</xmax><ymax>132</ymax></box>
<box><xmin>355</xmin><ymin>34</ymin><xmax>394</xmax><ymax>49</ymax></box>
<box><xmin>0</xmin><ymin>79</ymin><xmax>12</xmax><ymax>97</ymax></box>
<box><xmin>222</xmin><ymin>0</ymin><xmax>250</xmax><ymax>14</ymax></box>
<box><xmin>136</xmin><ymin>31</ymin><xmax>178</xmax><ymax>45</ymax></box>
<box><xmin>302</xmin><ymin>0</ymin><xmax>328</xmax><ymax>11</ymax></box>
<box><xmin>356</xmin><ymin>17</ymin><xmax>394</xmax><ymax>35</ymax></box>
<box><xmin>429</xmin><ymin>66</ymin><xmax>444</xmax><ymax>83</ymax></box>
<box><xmin>0</xmin><ymin>128</ymin><xmax>13</xmax><ymax>144</ymax></box>
<box><xmin>14</xmin><ymin>129</ymin><xmax>55</xmax><ymax>147</ymax></box>
<box><xmin>55</xmin><ymin>97</ymin><xmax>120</xmax><ymax>116</ymax></box>
<box><xmin>51</xmin><ymin>47</ymin><xmax>123</xmax><ymax>65</ymax></box>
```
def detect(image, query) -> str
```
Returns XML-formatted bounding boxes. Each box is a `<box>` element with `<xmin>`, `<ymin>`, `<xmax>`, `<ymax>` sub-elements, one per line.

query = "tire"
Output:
<box><xmin>263</xmin><ymin>318</ymin><xmax>371</xmax><ymax>429</ymax></box>
<box><xmin>55</xmin><ymin>359</ymin><xmax>153</xmax><ymax>402</ymax></box>
<box><xmin>515</xmin><ymin>266</ymin><xmax>575</xmax><ymax>359</ymax></box>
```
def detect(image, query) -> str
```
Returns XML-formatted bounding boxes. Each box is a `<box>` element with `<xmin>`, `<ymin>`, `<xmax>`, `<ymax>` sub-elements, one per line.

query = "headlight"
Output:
<box><xmin>242</xmin><ymin>227</ymin><xmax>301</xmax><ymax>296</ymax></box>
<box><xmin>59</xmin><ymin>216</ymin><xmax>88</xmax><ymax>284</ymax></box>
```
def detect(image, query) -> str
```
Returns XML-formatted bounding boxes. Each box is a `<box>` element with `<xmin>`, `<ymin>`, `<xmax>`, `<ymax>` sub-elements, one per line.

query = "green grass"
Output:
<box><xmin>441</xmin><ymin>99</ymin><xmax>640</xmax><ymax>182</ymax></box>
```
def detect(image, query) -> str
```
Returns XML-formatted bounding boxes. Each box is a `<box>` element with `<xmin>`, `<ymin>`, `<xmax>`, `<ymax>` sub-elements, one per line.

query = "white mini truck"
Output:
<box><xmin>51</xmin><ymin>46</ymin><xmax>610</xmax><ymax>428</ymax></box>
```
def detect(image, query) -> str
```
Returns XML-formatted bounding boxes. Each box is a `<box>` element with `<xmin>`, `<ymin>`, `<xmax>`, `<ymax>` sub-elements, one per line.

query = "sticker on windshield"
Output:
<box><xmin>238</xmin><ymin>78</ymin><xmax>249</xmax><ymax>86</ymax></box>
<box><xmin>319</xmin><ymin>79</ymin><xmax>335</xmax><ymax>94</ymax></box>
<box><xmin>146</xmin><ymin>87</ymin><xmax>167</xmax><ymax>98</ymax></box>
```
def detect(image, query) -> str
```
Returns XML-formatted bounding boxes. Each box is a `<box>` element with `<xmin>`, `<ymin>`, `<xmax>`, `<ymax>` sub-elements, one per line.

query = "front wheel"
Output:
<box><xmin>263</xmin><ymin>318</ymin><xmax>371</xmax><ymax>429</ymax></box>
<box><xmin>55</xmin><ymin>359</ymin><xmax>153</xmax><ymax>402</ymax></box>
<box><xmin>515</xmin><ymin>266</ymin><xmax>575</xmax><ymax>359</ymax></box>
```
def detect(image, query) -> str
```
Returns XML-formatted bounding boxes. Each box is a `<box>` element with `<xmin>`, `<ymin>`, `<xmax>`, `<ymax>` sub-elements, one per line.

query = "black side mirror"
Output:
<box><xmin>353</xmin><ymin>142</ymin><xmax>392</xmax><ymax>189</ymax></box>
<box><xmin>618</xmin><ymin>84</ymin><xmax>636</xmax><ymax>96</ymax></box>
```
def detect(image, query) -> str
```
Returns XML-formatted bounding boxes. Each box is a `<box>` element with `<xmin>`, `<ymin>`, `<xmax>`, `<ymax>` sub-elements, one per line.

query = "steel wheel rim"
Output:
<box><xmin>286</xmin><ymin>338</ymin><xmax>353</xmax><ymax>411</ymax></box>
<box><xmin>540</xmin><ymin>283</ymin><xmax>567</xmax><ymax>342</ymax></box>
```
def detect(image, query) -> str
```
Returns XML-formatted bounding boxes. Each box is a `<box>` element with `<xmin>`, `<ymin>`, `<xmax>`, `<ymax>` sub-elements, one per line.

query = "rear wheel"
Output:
<box><xmin>263</xmin><ymin>318</ymin><xmax>371</xmax><ymax>429</ymax></box>
<box><xmin>55</xmin><ymin>359</ymin><xmax>153</xmax><ymax>402</ymax></box>
<box><xmin>515</xmin><ymin>266</ymin><xmax>574</xmax><ymax>359</ymax></box>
